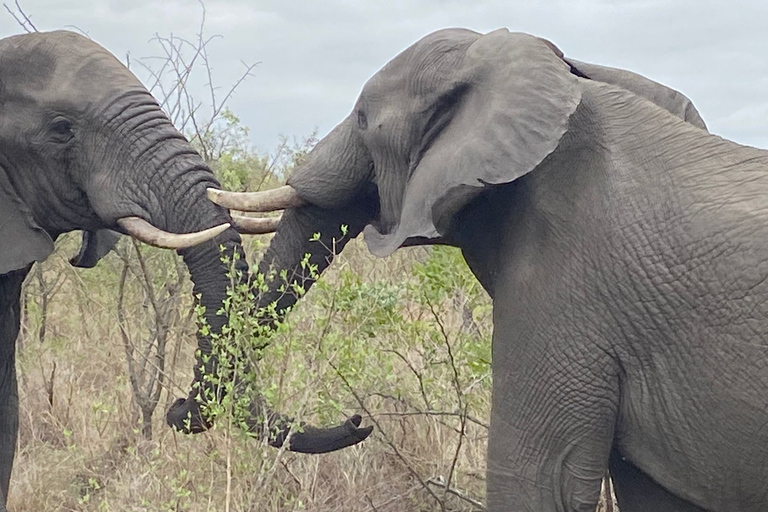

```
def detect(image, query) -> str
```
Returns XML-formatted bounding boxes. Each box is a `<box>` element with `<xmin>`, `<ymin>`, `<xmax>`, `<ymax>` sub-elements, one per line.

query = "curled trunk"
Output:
<box><xmin>170</xmin><ymin>118</ymin><xmax>380</xmax><ymax>449</ymax></box>
<box><xmin>113</xmin><ymin>117</ymin><xmax>373</xmax><ymax>452</ymax></box>
<box><xmin>164</xmin><ymin>182</ymin><xmax>377</xmax><ymax>451</ymax></box>
<box><xmin>251</xmin><ymin>196</ymin><xmax>378</xmax><ymax>330</ymax></box>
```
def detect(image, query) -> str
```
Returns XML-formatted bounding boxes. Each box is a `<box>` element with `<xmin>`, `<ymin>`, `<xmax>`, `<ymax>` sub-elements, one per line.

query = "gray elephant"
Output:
<box><xmin>210</xmin><ymin>28</ymin><xmax>768</xmax><ymax>511</ymax></box>
<box><xmin>0</xmin><ymin>30</ymin><xmax>371</xmax><ymax>511</ymax></box>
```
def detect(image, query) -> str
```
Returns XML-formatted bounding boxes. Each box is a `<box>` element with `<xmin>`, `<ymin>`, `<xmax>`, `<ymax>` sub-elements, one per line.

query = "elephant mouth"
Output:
<box><xmin>206</xmin><ymin>183</ymin><xmax>436</xmax><ymax>256</ymax></box>
<box><xmin>208</xmin><ymin>183</ymin><xmax>396</xmax><ymax>248</ymax></box>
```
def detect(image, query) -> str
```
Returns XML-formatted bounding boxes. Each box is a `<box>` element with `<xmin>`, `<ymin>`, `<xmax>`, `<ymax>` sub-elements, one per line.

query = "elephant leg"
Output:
<box><xmin>486</xmin><ymin>329</ymin><xmax>620</xmax><ymax>511</ymax></box>
<box><xmin>0</xmin><ymin>365</ymin><xmax>16</xmax><ymax>512</ymax></box>
<box><xmin>0</xmin><ymin>270</ymin><xmax>25</xmax><ymax>511</ymax></box>
<box><xmin>609</xmin><ymin>450</ymin><xmax>707</xmax><ymax>512</ymax></box>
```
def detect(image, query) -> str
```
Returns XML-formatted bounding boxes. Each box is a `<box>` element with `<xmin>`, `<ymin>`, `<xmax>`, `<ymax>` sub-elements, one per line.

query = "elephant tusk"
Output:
<box><xmin>117</xmin><ymin>217</ymin><xmax>230</xmax><ymax>250</ymax></box>
<box><xmin>231</xmin><ymin>214</ymin><xmax>281</xmax><ymax>234</ymax></box>
<box><xmin>207</xmin><ymin>185</ymin><xmax>306</xmax><ymax>212</ymax></box>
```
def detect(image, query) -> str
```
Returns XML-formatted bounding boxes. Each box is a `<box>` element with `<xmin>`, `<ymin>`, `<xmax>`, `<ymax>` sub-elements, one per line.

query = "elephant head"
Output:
<box><xmin>0</xmin><ymin>30</ymin><xmax>371</xmax><ymax>509</ymax></box>
<box><xmin>210</xmin><ymin>27</ymin><xmax>706</xmax><ymax>322</ymax></box>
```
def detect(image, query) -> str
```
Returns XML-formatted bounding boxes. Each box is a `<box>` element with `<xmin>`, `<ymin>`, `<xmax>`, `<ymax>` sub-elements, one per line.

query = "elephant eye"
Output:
<box><xmin>49</xmin><ymin>118</ymin><xmax>75</xmax><ymax>143</ymax></box>
<box><xmin>357</xmin><ymin>110</ymin><xmax>368</xmax><ymax>130</ymax></box>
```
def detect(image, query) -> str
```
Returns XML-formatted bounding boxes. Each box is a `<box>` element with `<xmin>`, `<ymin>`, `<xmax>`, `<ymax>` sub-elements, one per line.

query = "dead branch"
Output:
<box><xmin>426</xmin><ymin>295</ymin><xmax>471</xmax><ymax>497</ymax></box>
<box><xmin>329</xmin><ymin>359</ymin><xmax>448</xmax><ymax>512</ymax></box>
<box><xmin>4</xmin><ymin>0</ymin><xmax>37</xmax><ymax>33</ymax></box>
<box><xmin>427</xmin><ymin>476</ymin><xmax>486</xmax><ymax>511</ymax></box>
<box><xmin>63</xmin><ymin>24</ymin><xmax>90</xmax><ymax>38</ymax></box>
<box><xmin>372</xmin><ymin>410</ymin><xmax>488</xmax><ymax>430</ymax></box>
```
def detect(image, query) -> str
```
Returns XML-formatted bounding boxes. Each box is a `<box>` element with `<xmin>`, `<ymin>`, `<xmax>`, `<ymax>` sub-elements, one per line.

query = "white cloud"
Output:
<box><xmin>1</xmin><ymin>0</ymin><xmax>766</xmax><ymax>149</ymax></box>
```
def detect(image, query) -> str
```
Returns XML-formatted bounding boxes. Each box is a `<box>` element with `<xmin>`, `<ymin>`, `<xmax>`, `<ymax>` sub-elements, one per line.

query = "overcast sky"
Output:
<box><xmin>1</xmin><ymin>1</ymin><xmax>767</xmax><ymax>152</ymax></box>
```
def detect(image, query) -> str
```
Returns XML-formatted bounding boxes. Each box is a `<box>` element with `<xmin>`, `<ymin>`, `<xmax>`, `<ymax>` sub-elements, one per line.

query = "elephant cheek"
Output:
<box><xmin>287</xmin><ymin>118</ymin><xmax>372</xmax><ymax>209</ymax></box>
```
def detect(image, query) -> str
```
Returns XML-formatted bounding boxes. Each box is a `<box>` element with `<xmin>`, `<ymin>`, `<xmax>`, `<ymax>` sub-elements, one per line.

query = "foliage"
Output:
<box><xmin>16</xmin><ymin>212</ymin><xmax>497</xmax><ymax>511</ymax></box>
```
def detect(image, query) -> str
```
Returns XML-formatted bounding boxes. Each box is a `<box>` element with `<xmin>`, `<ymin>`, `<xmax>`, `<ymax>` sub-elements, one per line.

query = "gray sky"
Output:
<box><xmin>2</xmin><ymin>1</ymin><xmax>767</xmax><ymax>152</ymax></box>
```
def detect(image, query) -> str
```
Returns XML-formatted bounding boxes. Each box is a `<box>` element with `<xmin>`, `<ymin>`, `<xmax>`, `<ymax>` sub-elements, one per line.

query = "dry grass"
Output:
<box><xmin>8</xmin><ymin>234</ymin><xmax>617</xmax><ymax>511</ymax></box>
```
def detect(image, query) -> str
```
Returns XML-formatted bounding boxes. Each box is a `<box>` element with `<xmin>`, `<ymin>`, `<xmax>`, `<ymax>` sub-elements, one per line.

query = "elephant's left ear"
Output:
<box><xmin>364</xmin><ymin>29</ymin><xmax>581</xmax><ymax>257</ymax></box>
<box><xmin>0</xmin><ymin>172</ymin><xmax>54</xmax><ymax>275</ymax></box>
<box><xmin>69</xmin><ymin>229</ymin><xmax>122</xmax><ymax>268</ymax></box>
<box><xmin>563</xmin><ymin>58</ymin><xmax>707</xmax><ymax>131</ymax></box>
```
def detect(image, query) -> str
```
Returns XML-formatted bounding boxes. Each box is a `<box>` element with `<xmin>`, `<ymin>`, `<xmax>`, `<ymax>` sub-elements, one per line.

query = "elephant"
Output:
<box><xmin>208</xmin><ymin>27</ymin><xmax>768</xmax><ymax>512</ymax></box>
<box><xmin>0</xmin><ymin>30</ymin><xmax>371</xmax><ymax>511</ymax></box>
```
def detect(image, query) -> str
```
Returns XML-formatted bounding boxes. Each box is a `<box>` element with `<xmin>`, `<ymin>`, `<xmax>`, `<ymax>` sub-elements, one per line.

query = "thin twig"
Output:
<box><xmin>328</xmin><ymin>360</ymin><xmax>447</xmax><ymax>512</ymax></box>
<box><xmin>4</xmin><ymin>0</ymin><xmax>37</xmax><ymax>32</ymax></box>
<box><xmin>372</xmin><ymin>410</ymin><xmax>488</xmax><ymax>430</ymax></box>
<box><xmin>426</xmin><ymin>295</ymin><xmax>469</xmax><ymax>496</ymax></box>
<box><xmin>63</xmin><ymin>24</ymin><xmax>90</xmax><ymax>38</ymax></box>
<box><xmin>427</xmin><ymin>476</ymin><xmax>486</xmax><ymax>511</ymax></box>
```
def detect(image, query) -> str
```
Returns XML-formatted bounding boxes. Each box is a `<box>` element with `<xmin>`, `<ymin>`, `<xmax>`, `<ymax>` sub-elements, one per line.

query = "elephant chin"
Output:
<box><xmin>166</xmin><ymin>396</ymin><xmax>373</xmax><ymax>454</ymax></box>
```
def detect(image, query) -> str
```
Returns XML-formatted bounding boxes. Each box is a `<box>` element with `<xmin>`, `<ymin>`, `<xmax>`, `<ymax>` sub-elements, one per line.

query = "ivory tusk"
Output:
<box><xmin>117</xmin><ymin>217</ymin><xmax>230</xmax><ymax>250</ymax></box>
<box><xmin>231</xmin><ymin>214</ymin><xmax>281</xmax><ymax>234</ymax></box>
<box><xmin>207</xmin><ymin>185</ymin><xmax>306</xmax><ymax>212</ymax></box>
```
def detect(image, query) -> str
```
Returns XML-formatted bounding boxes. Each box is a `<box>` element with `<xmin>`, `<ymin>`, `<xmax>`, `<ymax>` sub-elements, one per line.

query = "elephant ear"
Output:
<box><xmin>69</xmin><ymin>229</ymin><xmax>122</xmax><ymax>268</ymax></box>
<box><xmin>0</xmin><ymin>170</ymin><xmax>54</xmax><ymax>275</ymax></box>
<box><xmin>564</xmin><ymin>58</ymin><xmax>707</xmax><ymax>131</ymax></box>
<box><xmin>364</xmin><ymin>29</ymin><xmax>581</xmax><ymax>257</ymax></box>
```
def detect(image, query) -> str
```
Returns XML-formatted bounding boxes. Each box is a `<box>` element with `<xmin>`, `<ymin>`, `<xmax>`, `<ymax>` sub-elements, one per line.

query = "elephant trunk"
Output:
<box><xmin>245</xmin><ymin>116</ymin><xmax>378</xmax><ymax>332</ymax></box>
<box><xmin>147</xmin><ymin>135</ymin><xmax>374</xmax><ymax>451</ymax></box>
<box><xmin>190</xmin><ymin>114</ymin><xmax>378</xmax><ymax>446</ymax></box>
<box><xmin>253</xmin><ymin>200</ymin><xmax>376</xmax><ymax>325</ymax></box>
<box><xmin>209</xmin><ymin>114</ymin><xmax>377</xmax><ymax>333</ymax></box>
<box><xmin>219</xmin><ymin>122</ymin><xmax>379</xmax><ymax>453</ymax></box>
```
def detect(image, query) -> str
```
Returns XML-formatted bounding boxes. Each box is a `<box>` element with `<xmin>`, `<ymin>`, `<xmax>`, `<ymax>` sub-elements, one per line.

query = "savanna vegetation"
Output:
<box><xmin>7</xmin><ymin>6</ymin><xmax>616</xmax><ymax>511</ymax></box>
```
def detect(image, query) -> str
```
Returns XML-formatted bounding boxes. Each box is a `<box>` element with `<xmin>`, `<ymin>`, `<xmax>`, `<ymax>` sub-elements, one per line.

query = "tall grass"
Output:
<box><xmin>13</xmin><ymin>232</ymin><xmax>493</xmax><ymax>511</ymax></box>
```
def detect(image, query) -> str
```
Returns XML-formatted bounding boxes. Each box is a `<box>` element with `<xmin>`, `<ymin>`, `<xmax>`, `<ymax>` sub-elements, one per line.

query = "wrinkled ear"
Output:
<box><xmin>0</xmin><ymin>172</ymin><xmax>54</xmax><ymax>275</ymax></box>
<box><xmin>365</xmin><ymin>29</ymin><xmax>581</xmax><ymax>256</ymax></box>
<box><xmin>69</xmin><ymin>229</ymin><xmax>121</xmax><ymax>268</ymax></box>
<box><xmin>564</xmin><ymin>58</ymin><xmax>707</xmax><ymax>131</ymax></box>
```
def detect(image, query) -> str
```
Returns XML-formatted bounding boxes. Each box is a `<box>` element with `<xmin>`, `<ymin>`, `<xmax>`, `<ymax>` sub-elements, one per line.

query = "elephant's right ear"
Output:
<box><xmin>365</xmin><ymin>30</ymin><xmax>581</xmax><ymax>257</ymax></box>
<box><xmin>69</xmin><ymin>229</ymin><xmax>121</xmax><ymax>268</ymax></box>
<box><xmin>0</xmin><ymin>172</ymin><xmax>54</xmax><ymax>275</ymax></box>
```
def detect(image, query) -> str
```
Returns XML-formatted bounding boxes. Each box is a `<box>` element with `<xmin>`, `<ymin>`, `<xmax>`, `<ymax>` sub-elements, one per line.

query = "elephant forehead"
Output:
<box><xmin>0</xmin><ymin>43</ymin><xmax>57</xmax><ymax>95</ymax></box>
<box><xmin>0</xmin><ymin>31</ymin><xmax>141</xmax><ymax>101</ymax></box>
<box><xmin>365</xmin><ymin>28</ymin><xmax>479</xmax><ymax>96</ymax></box>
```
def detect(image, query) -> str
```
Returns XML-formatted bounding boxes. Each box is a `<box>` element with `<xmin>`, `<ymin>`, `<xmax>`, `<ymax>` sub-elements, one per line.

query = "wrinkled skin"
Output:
<box><xmin>0</xmin><ymin>31</ymin><xmax>369</xmax><ymax>511</ymax></box>
<box><xmin>242</xmin><ymin>28</ymin><xmax>768</xmax><ymax>511</ymax></box>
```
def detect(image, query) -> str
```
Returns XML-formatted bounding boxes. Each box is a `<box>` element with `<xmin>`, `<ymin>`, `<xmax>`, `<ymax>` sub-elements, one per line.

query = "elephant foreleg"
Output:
<box><xmin>0</xmin><ymin>269</ymin><xmax>25</xmax><ymax>511</ymax></box>
<box><xmin>0</xmin><ymin>363</ymin><xmax>17</xmax><ymax>512</ymax></box>
<box><xmin>609</xmin><ymin>450</ymin><xmax>708</xmax><ymax>512</ymax></box>
<box><xmin>487</xmin><ymin>318</ymin><xmax>620</xmax><ymax>511</ymax></box>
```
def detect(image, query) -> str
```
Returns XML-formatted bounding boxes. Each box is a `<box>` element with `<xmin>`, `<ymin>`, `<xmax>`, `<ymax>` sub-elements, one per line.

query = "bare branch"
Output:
<box><xmin>371</xmin><ymin>410</ymin><xmax>488</xmax><ymax>430</ymax></box>
<box><xmin>63</xmin><ymin>24</ymin><xmax>90</xmax><ymax>38</ymax></box>
<box><xmin>427</xmin><ymin>476</ymin><xmax>486</xmax><ymax>511</ymax></box>
<box><xmin>117</xmin><ymin>258</ymin><xmax>141</xmax><ymax>402</ymax></box>
<box><xmin>328</xmin><ymin>359</ymin><xmax>448</xmax><ymax>512</ymax></box>
<box><xmin>130</xmin><ymin>239</ymin><xmax>159</xmax><ymax>314</ymax></box>
<box><xmin>426</xmin><ymin>297</ymin><xmax>468</xmax><ymax>497</ymax></box>
<box><xmin>4</xmin><ymin>0</ymin><xmax>37</xmax><ymax>33</ymax></box>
